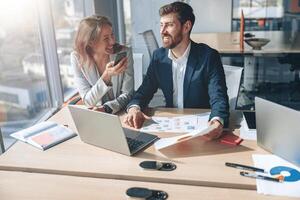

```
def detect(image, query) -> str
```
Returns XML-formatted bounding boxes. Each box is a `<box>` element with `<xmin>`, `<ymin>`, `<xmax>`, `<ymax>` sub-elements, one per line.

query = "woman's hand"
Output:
<box><xmin>88</xmin><ymin>106</ymin><xmax>105</xmax><ymax>112</ymax></box>
<box><xmin>101</xmin><ymin>57</ymin><xmax>128</xmax><ymax>84</ymax></box>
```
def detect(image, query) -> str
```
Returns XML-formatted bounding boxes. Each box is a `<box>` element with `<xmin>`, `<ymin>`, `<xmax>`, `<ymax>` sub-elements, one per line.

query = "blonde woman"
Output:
<box><xmin>71</xmin><ymin>15</ymin><xmax>134</xmax><ymax>114</ymax></box>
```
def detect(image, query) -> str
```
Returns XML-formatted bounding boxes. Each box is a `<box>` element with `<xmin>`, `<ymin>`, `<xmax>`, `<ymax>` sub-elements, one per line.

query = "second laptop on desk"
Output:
<box><xmin>68</xmin><ymin>105</ymin><xmax>158</xmax><ymax>156</ymax></box>
<box><xmin>255</xmin><ymin>97</ymin><xmax>300</xmax><ymax>167</ymax></box>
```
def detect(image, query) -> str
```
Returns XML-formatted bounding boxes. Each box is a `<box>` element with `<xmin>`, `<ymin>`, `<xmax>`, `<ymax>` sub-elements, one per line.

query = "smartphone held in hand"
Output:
<box><xmin>114</xmin><ymin>51</ymin><xmax>127</xmax><ymax>66</ymax></box>
<box><xmin>113</xmin><ymin>43</ymin><xmax>123</xmax><ymax>53</ymax></box>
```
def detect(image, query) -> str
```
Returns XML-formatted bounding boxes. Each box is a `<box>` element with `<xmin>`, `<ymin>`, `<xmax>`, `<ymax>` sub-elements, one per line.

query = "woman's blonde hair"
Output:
<box><xmin>74</xmin><ymin>15</ymin><xmax>112</xmax><ymax>68</ymax></box>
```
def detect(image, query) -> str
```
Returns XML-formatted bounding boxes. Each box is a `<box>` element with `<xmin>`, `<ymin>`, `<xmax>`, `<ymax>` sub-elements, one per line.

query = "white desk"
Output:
<box><xmin>191</xmin><ymin>31</ymin><xmax>300</xmax><ymax>55</ymax></box>
<box><xmin>1</xmin><ymin>170</ymin><xmax>294</xmax><ymax>200</ymax></box>
<box><xmin>0</xmin><ymin>107</ymin><xmax>268</xmax><ymax>190</ymax></box>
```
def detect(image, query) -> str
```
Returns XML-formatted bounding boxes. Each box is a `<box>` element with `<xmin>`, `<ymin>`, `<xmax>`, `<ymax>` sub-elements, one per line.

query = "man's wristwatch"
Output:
<box><xmin>103</xmin><ymin>104</ymin><xmax>113</xmax><ymax>114</ymax></box>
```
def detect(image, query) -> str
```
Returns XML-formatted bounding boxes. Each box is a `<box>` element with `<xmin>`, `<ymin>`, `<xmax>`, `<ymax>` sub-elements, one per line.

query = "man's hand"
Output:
<box><xmin>202</xmin><ymin>119</ymin><xmax>224</xmax><ymax>141</ymax></box>
<box><xmin>123</xmin><ymin>107</ymin><xmax>150</xmax><ymax>129</ymax></box>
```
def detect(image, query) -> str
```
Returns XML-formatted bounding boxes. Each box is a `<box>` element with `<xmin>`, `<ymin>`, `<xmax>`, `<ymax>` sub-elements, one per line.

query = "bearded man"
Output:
<box><xmin>124</xmin><ymin>1</ymin><xmax>229</xmax><ymax>140</ymax></box>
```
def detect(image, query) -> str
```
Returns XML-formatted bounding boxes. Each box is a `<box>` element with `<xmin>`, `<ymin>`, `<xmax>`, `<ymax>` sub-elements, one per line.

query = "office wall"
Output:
<box><xmin>191</xmin><ymin>0</ymin><xmax>232</xmax><ymax>33</ymax></box>
<box><xmin>130</xmin><ymin>0</ymin><xmax>172</xmax><ymax>73</ymax></box>
<box><xmin>130</xmin><ymin>0</ymin><xmax>232</xmax><ymax>73</ymax></box>
<box><xmin>93</xmin><ymin>0</ymin><xmax>122</xmax><ymax>42</ymax></box>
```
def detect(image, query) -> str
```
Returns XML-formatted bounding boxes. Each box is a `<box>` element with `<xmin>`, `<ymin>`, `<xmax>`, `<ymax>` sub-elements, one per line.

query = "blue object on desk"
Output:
<box><xmin>270</xmin><ymin>166</ymin><xmax>300</xmax><ymax>182</ymax></box>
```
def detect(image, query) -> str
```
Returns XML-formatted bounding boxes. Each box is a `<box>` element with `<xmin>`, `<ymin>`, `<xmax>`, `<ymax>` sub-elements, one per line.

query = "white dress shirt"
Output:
<box><xmin>168</xmin><ymin>42</ymin><xmax>224</xmax><ymax>125</ymax></box>
<box><xmin>168</xmin><ymin>42</ymin><xmax>191</xmax><ymax>108</ymax></box>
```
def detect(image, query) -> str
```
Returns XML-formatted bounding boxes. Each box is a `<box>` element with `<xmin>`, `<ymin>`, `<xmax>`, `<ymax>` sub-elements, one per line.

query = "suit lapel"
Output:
<box><xmin>160</xmin><ymin>49</ymin><xmax>173</xmax><ymax>107</ymax></box>
<box><xmin>165</xmin><ymin>57</ymin><xmax>173</xmax><ymax>106</ymax></box>
<box><xmin>184</xmin><ymin>42</ymin><xmax>198</xmax><ymax>100</ymax></box>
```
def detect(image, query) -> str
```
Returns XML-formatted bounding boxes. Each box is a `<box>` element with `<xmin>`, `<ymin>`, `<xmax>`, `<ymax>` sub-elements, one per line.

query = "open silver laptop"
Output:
<box><xmin>255</xmin><ymin>97</ymin><xmax>300</xmax><ymax>167</ymax></box>
<box><xmin>68</xmin><ymin>105</ymin><xmax>158</xmax><ymax>156</ymax></box>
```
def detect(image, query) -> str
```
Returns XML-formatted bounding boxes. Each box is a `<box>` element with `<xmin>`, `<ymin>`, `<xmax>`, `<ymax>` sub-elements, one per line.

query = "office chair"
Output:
<box><xmin>139</xmin><ymin>30</ymin><xmax>164</xmax><ymax>107</ymax></box>
<box><xmin>223</xmin><ymin>65</ymin><xmax>244</xmax><ymax>128</ymax></box>
<box><xmin>278</xmin><ymin>54</ymin><xmax>300</xmax><ymax>101</ymax></box>
<box><xmin>223</xmin><ymin>65</ymin><xmax>243</xmax><ymax>110</ymax></box>
<box><xmin>140</xmin><ymin>30</ymin><xmax>159</xmax><ymax>58</ymax></box>
<box><xmin>63</xmin><ymin>93</ymin><xmax>82</xmax><ymax>107</ymax></box>
<box><xmin>68</xmin><ymin>95</ymin><xmax>82</xmax><ymax>105</ymax></box>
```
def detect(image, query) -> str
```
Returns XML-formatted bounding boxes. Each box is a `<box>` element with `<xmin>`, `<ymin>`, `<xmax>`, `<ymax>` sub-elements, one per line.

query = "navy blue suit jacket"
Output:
<box><xmin>128</xmin><ymin>41</ymin><xmax>229</xmax><ymax>127</ymax></box>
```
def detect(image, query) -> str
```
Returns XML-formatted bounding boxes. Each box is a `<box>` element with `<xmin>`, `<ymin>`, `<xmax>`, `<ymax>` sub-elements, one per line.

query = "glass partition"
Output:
<box><xmin>230</xmin><ymin>0</ymin><xmax>300</xmax><ymax>111</ymax></box>
<box><xmin>0</xmin><ymin>0</ymin><xmax>53</xmax><ymax>149</ymax></box>
<box><xmin>51</xmin><ymin>0</ymin><xmax>85</xmax><ymax>100</ymax></box>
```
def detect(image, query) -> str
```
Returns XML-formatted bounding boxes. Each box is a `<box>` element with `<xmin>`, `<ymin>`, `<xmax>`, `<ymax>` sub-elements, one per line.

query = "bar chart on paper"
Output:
<box><xmin>141</xmin><ymin>112</ymin><xmax>210</xmax><ymax>133</ymax></box>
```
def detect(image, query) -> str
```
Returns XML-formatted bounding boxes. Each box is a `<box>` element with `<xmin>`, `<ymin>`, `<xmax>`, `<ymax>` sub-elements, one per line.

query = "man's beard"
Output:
<box><xmin>161</xmin><ymin>32</ymin><xmax>183</xmax><ymax>49</ymax></box>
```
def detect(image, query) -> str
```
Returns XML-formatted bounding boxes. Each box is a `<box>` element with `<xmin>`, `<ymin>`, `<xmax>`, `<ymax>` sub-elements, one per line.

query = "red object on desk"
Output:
<box><xmin>220</xmin><ymin>133</ymin><xmax>243</xmax><ymax>146</ymax></box>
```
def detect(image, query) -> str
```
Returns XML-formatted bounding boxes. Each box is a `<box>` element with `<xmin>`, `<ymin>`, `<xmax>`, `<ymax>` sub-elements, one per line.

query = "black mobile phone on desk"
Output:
<box><xmin>114</xmin><ymin>51</ymin><xmax>127</xmax><ymax>66</ymax></box>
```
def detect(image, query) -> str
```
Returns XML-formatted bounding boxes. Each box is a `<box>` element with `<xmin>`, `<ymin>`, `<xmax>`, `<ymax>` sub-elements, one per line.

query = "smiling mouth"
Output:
<box><xmin>106</xmin><ymin>48</ymin><xmax>114</xmax><ymax>54</ymax></box>
<box><xmin>162</xmin><ymin>36</ymin><xmax>171</xmax><ymax>41</ymax></box>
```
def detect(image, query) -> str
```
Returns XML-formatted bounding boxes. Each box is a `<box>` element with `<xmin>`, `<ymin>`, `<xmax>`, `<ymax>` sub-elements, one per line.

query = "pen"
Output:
<box><xmin>225</xmin><ymin>162</ymin><xmax>266</xmax><ymax>173</ymax></box>
<box><xmin>177</xmin><ymin>135</ymin><xmax>192</xmax><ymax>142</ymax></box>
<box><xmin>240</xmin><ymin>171</ymin><xmax>283</xmax><ymax>183</ymax></box>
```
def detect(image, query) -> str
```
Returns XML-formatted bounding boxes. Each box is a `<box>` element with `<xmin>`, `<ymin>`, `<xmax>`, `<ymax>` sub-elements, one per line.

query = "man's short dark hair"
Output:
<box><xmin>159</xmin><ymin>1</ymin><xmax>195</xmax><ymax>27</ymax></box>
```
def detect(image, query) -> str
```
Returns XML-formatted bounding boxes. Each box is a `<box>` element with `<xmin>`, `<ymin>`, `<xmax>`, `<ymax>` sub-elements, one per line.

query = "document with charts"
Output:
<box><xmin>141</xmin><ymin>112</ymin><xmax>210</xmax><ymax>133</ymax></box>
<box><xmin>252</xmin><ymin>154</ymin><xmax>300</xmax><ymax>198</ymax></box>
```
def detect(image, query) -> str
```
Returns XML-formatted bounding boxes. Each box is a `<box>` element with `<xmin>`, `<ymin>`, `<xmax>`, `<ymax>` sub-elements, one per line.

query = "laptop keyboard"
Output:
<box><xmin>126</xmin><ymin>137</ymin><xmax>145</xmax><ymax>152</ymax></box>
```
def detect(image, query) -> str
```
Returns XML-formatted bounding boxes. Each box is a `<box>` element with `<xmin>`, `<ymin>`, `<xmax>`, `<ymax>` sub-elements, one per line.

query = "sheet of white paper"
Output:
<box><xmin>154</xmin><ymin>134</ymin><xmax>184</xmax><ymax>150</ymax></box>
<box><xmin>141</xmin><ymin>112</ymin><xmax>210</xmax><ymax>133</ymax></box>
<box><xmin>252</xmin><ymin>154</ymin><xmax>300</xmax><ymax>198</ymax></box>
<box><xmin>239</xmin><ymin>118</ymin><xmax>257</xmax><ymax>140</ymax></box>
<box><xmin>154</xmin><ymin>126</ymin><xmax>213</xmax><ymax>150</ymax></box>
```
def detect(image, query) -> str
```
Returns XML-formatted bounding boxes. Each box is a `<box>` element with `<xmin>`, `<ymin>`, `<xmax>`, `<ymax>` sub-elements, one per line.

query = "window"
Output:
<box><xmin>0</xmin><ymin>0</ymin><xmax>53</xmax><ymax>149</ymax></box>
<box><xmin>230</xmin><ymin>0</ymin><xmax>300</xmax><ymax>111</ymax></box>
<box><xmin>51</xmin><ymin>0</ymin><xmax>85</xmax><ymax>100</ymax></box>
<box><xmin>123</xmin><ymin>0</ymin><xmax>132</xmax><ymax>44</ymax></box>
<box><xmin>232</xmin><ymin>0</ymin><xmax>284</xmax><ymax>31</ymax></box>
<box><xmin>0</xmin><ymin>92</ymin><xmax>19</xmax><ymax>104</ymax></box>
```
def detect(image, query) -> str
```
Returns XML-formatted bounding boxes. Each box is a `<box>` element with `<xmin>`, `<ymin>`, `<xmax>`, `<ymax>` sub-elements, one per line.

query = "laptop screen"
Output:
<box><xmin>243</xmin><ymin>111</ymin><xmax>256</xmax><ymax>129</ymax></box>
